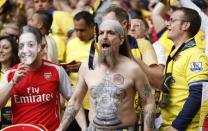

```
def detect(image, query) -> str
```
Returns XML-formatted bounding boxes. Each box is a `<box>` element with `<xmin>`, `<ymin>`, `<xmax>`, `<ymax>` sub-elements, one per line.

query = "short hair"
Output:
<box><xmin>20</xmin><ymin>25</ymin><xmax>42</xmax><ymax>44</ymax></box>
<box><xmin>73</xmin><ymin>11</ymin><xmax>95</xmax><ymax>26</ymax></box>
<box><xmin>35</xmin><ymin>10</ymin><xmax>53</xmax><ymax>34</ymax></box>
<box><xmin>0</xmin><ymin>36</ymin><xmax>20</xmax><ymax>66</ymax></box>
<box><xmin>130</xmin><ymin>15</ymin><xmax>149</xmax><ymax>29</ymax></box>
<box><xmin>176</xmin><ymin>7</ymin><xmax>201</xmax><ymax>37</ymax></box>
<box><xmin>103</xmin><ymin>5</ymin><xmax>129</xmax><ymax>23</ymax></box>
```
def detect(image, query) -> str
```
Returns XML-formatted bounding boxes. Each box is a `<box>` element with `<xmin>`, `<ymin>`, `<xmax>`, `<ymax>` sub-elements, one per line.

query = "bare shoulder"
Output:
<box><xmin>80</xmin><ymin>61</ymin><xmax>88</xmax><ymax>68</ymax></box>
<box><xmin>121</xmin><ymin>56</ymin><xmax>144</xmax><ymax>77</ymax></box>
<box><xmin>78</xmin><ymin>61</ymin><xmax>89</xmax><ymax>76</ymax></box>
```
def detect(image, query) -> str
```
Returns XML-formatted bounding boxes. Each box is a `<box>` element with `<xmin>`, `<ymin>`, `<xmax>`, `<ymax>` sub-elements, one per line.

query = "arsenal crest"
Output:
<box><xmin>44</xmin><ymin>72</ymin><xmax>52</xmax><ymax>80</ymax></box>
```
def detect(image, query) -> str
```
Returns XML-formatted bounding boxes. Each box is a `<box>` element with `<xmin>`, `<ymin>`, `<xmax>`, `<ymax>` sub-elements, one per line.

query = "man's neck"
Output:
<box><xmin>81</xmin><ymin>34</ymin><xmax>94</xmax><ymax>43</ymax></box>
<box><xmin>28</xmin><ymin>57</ymin><xmax>42</xmax><ymax>71</ymax></box>
<box><xmin>173</xmin><ymin>34</ymin><xmax>190</xmax><ymax>48</ymax></box>
<box><xmin>104</xmin><ymin>54</ymin><xmax>121</xmax><ymax>68</ymax></box>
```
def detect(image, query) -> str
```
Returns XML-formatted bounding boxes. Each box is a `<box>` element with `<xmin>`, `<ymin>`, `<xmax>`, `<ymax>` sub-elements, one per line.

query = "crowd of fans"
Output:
<box><xmin>0</xmin><ymin>0</ymin><xmax>208</xmax><ymax>131</ymax></box>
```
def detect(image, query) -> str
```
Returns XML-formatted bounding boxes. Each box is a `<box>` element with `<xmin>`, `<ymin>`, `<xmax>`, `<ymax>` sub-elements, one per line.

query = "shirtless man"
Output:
<box><xmin>57</xmin><ymin>20</ymin><xmax>156</xmax><ymax>131</ymax></box>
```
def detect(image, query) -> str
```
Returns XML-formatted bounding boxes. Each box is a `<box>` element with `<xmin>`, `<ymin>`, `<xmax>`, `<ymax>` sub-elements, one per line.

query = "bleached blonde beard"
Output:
<box><xmin>98</xmin><ymin>50</ymin><xmax>115</xmax><ymax>69</ymax></box>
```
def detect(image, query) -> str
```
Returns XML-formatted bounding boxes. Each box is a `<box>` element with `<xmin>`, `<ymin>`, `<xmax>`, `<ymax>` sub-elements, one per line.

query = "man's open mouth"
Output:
<box><xmin>102</xmin><ymin>43</ymin><xmax>110</xmax><ymax>48</ymax></box>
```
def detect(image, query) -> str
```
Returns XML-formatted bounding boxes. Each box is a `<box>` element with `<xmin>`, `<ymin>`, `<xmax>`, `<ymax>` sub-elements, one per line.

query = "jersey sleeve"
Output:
<box><xmin>186</xmin><ymin>52</ymin><xmax>208</xmax><ymax>84</ymax></box>
<box><xmin>58</xmin><ymin>66</ymin><xmax>73</xmax><ymax>99</ymax></box>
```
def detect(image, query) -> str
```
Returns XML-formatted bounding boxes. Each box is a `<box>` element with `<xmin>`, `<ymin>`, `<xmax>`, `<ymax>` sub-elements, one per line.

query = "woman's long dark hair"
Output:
<box><xmin>0</xmin><ymin>36</ymin><xmax>20</xmax><ymax>68</ymax></box>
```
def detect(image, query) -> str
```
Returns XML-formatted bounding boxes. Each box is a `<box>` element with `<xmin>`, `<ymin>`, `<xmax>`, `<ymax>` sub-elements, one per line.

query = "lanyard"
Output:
<box><xmin>164</xmin><ymin>38</ymin><xmax>196</xmax><ymax>74</ymax></box>
<box><xmin>88</xmin><ymin>24</ymin><xmax>99</xmax><ymax>69</ymax></box>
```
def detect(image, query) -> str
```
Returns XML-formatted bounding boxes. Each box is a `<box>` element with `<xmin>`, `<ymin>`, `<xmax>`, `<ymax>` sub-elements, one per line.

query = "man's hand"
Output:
<box><xmin>61</xmin><ymin>61</ymin><xmax>81</xmax><ymax>73</ymax></box>
<box><xmin>67</xmin><ymin>61</ymin><xmax>81</xmax><ymax>73</ymax></box>
<box><xmin>12</xmin><ymin>63</ymin><xmax>29</xmax><ymax>84</ymax></box>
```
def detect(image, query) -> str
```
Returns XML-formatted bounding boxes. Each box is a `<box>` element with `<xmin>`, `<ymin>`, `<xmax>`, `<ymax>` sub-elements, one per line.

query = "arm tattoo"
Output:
<box><xmin>144</xmin><ymin>111</ymin><xmax>155</xmax><ymax>128</ymax></box>
<box><xmin>61</xmin><ymin>104</ymin><xmax>79</xmax><ymax>125</ymax></box>
<box><xmin>143</xmin><ymin>84</ymin><xmax>151</xmax><ymax>98</ymax></box>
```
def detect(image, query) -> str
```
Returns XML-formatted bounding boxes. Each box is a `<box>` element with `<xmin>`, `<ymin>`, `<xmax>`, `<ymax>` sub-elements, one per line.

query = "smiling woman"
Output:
<box><xmin>0</xmin><ymin>36</ymin><xmax>20</xmax><ymax>129</ymax></box>
<box><xmin>0</xmin><ymin>36</ymin><xmax>19</xmax><ymax>78</ymax></box>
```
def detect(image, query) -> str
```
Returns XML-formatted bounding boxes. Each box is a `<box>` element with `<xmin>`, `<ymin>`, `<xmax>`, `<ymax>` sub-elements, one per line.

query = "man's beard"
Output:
<box><xmin>98</xmin><ymin>50</ymin><xmax>115</xmax><ymax>68</ymax></box>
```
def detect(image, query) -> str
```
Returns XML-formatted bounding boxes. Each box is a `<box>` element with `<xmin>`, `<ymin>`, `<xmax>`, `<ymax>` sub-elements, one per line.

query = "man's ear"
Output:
<box><xmin>122</xmin><ymin>20</ymin><xmax>129</xmax><ymax>31</ymax></box>
<box><xmin>120</xmin><ymin>36</ymin><xmax>125</xmax><ymax>45</ymax></box>
<box><xmin>182</xmin><ymin>21</ymin><xmax>190</xmax><ymax>31</ymax></box>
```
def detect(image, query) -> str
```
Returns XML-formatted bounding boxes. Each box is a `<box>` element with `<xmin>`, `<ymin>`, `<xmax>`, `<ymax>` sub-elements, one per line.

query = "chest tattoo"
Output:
<box><xmin>113</xmin><ymin>74</ymin><xmax>124</xmax><ymax>85</ymax></box>
<box><xmin>90</xmin><ymin>74</ymin><xmax>126</xmax><ymax>126</ymax></box>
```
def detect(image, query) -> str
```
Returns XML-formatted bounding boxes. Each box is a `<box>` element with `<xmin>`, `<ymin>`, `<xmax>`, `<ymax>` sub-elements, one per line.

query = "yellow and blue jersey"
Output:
<box><xmin>160</xmin><ymin>39</ymin><xmax>208</xmax><ymax>130</ymax></box>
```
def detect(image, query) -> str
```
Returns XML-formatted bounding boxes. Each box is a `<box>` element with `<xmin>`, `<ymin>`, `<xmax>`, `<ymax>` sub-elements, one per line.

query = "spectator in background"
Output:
<box><xmin>24</xmin><ymin>0</ymin><xmax>35</xmax><ymax>22</ymax></box>
<box><xmin>130</xmin><ymin>16</ymin><xmax>150</xmax><ymax>40</ymax></box>
<box><xmin>28</xmin><ymin>10</ymin><xmax>58</xmax><ymax>63</ymax></box>
<box><xmin>0</xmin><ymin>36</ymin><xmax>19</xmax><ymax>129</ymax></box>
<box><xmin>0</xmin><ymin>23</ymin><xmax>20</xmax><ymax>40</ymax></box>
<box><xmin>130</xmin><ymin>15</ymin><xmax>166</xmax><ymax>69</ymax></box>
<box><xmin>33</xmin><ymin>0</ymin><xmax>74</xmax><ymax>62</ymax></box>
<box><xmin>0</xmin><ymin>36</ymin><xmax>19</xmax><ymax>79</ymax></box>
<box><xmin>70</xmin><ymin>0</ymin><xmax>112</xmax><ymax>23</ymax></box>
<box><xmin>192</xmin><ymin>0</ymin><xmax>208</xmax><ymax>15</ymax></box>
<box><xmin>0</xmin><ymin>0</ymin><xmax>15</xmax><ymax>29</ymax></box>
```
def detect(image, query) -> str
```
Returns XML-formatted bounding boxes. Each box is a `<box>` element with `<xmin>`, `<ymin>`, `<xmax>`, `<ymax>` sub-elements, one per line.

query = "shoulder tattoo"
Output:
<box><xmin>143</xmin><ymin>84</ymin><xmax>151</xmax><ymax>98</ymax></box>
